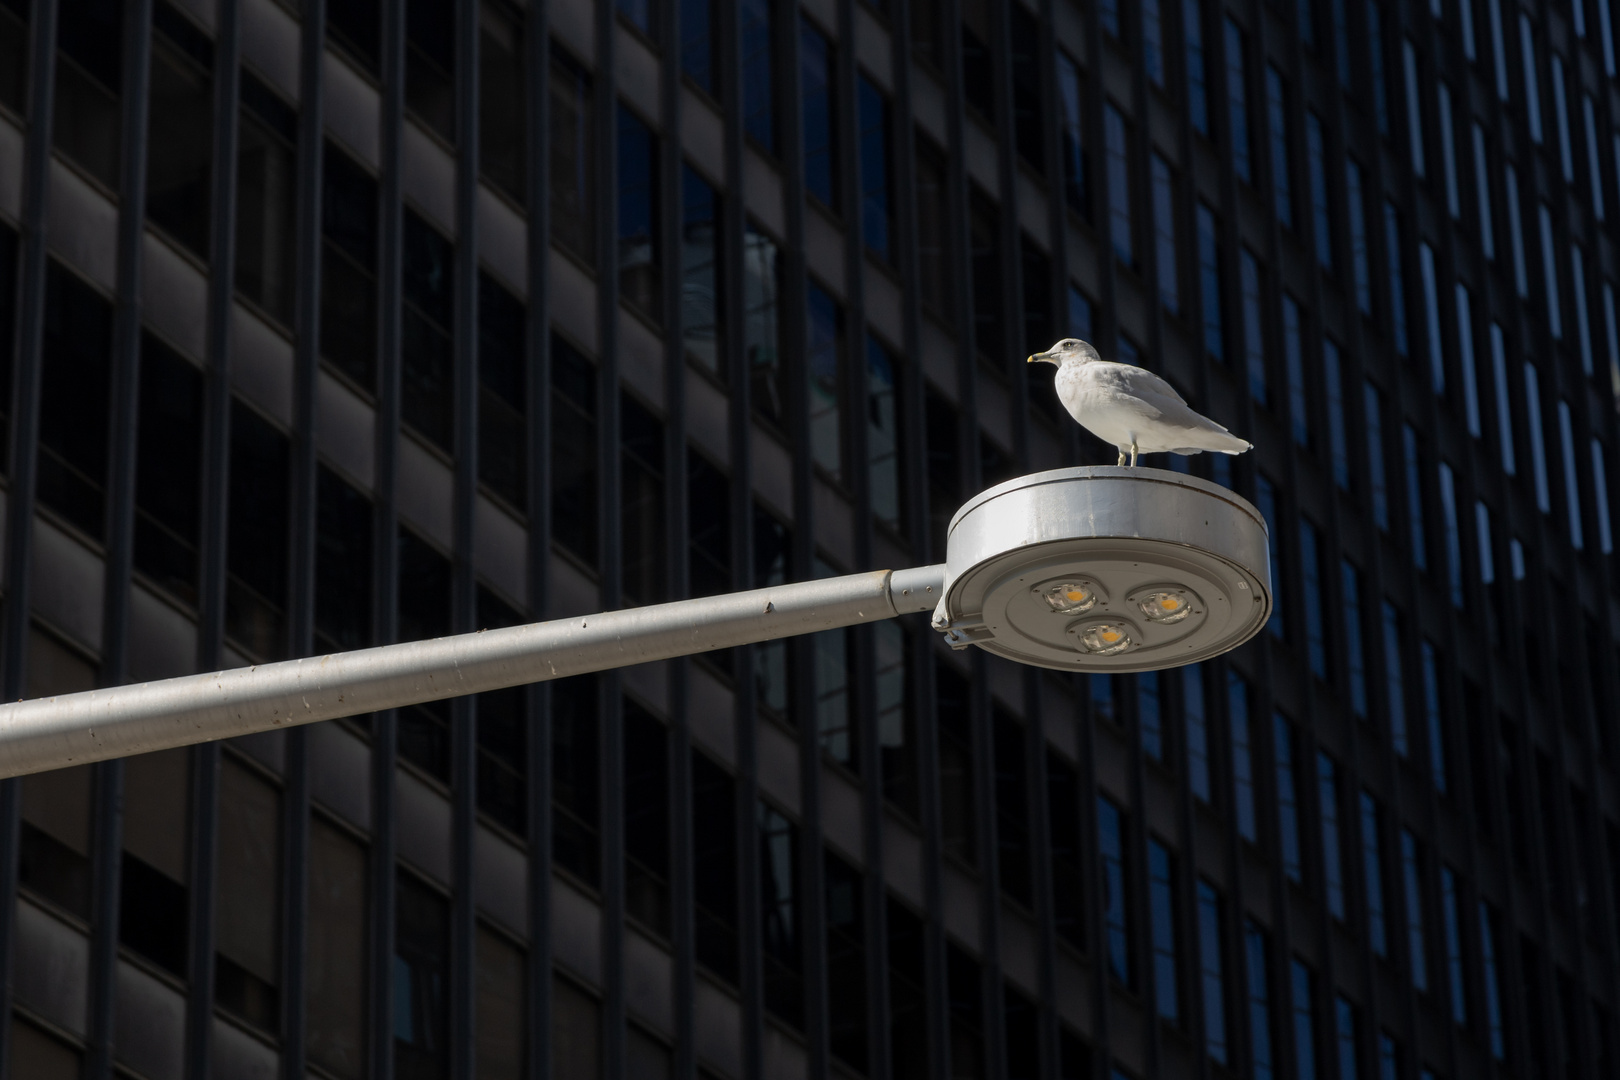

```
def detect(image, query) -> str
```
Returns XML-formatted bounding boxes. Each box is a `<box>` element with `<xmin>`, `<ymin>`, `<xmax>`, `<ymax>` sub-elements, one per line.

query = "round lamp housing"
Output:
<box><xmin>931</xmin><ymin>467</ymin><xmax>1272</xmax><ymax>672</ymax></box>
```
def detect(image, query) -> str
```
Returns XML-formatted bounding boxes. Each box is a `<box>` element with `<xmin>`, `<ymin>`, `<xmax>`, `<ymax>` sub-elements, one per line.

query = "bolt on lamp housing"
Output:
<box><xmin>931</xmin><ymin>467</ymin><xmax>1272</xmax><ymax>672</ymax></box>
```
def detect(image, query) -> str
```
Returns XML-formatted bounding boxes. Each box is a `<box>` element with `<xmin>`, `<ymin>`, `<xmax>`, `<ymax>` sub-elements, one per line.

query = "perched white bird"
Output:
<box><xmin>1028</xmin><ymin>338</ymin><xmax>1252</xmax><ymax>467</ymax></box>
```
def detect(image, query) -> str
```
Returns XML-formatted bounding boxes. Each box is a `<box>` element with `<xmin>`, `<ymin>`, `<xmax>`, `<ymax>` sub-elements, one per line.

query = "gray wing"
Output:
<box><xmin>1089</xmin><ymin>364</ymin><xmax>1220</xmax><ymax>425</ymax></box>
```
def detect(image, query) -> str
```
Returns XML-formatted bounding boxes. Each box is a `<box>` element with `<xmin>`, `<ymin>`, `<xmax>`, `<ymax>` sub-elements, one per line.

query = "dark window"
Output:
<box><xmin>135</xmin><ymin>334</ymin><xmax>203</xmax><ymax>605</ymax></box>
<box><xmin>1197</xmin><ymin>204</ymin><xmax>1223</xmax><ymax>360</ymax></box>
<box><xmin>237</xmin><ymin>71</ymin><xmax>298</xmax><ymax>326</ymax></box>
<box><xmin>961</xmin><ymin>0</ymin><xmax>993</xmax><ymax>118</ymax></box>
<box><xmin>1245</xmin><ymin>922</ymin><xmax>1274</xmax><ymax>1077</ymax></box>
<box><xmin>925</xmin><ymin>385</ymin><xmax>961</xmax><ymax>555</ymax></box>
<box><xmin>1275</xmin><ymin>714</ymin><xmax>1302</xmax><ymax>883</ymax></box>
<box><xmin>826</xmin><ymin>852</ymin><xmax>868</xmax><ymax>1070</ymax></box>
<box><xmin>682</xmin><ymin>166</ymin><xmax>723</xmax><ymax>374</ymax></box>
<box><xmin>1048</xmin><ymin>752</ymin><xmax>1084</xmax><ymax>949</ymax></box>
<box><xmin>1149</xmin><ymin>839</ymin><xmax>1179</xmax><ymax>1022</ymax></box>
<box><xmin>1365</xmin><ymin>381</ymin><xmax>1390</xmax><ymax>528</ymax></box>
<box><xmin>1152</xmin><ymin>156</ymin><xmax>1178</xmax><ymax>312</ymax></box>
<box><xmin>0</xmin><ymin>220</ymin><xmax>15</xmax><ymax>456</ymax></box>
<box><xmin>0</xmin><ymin>0</ymin><xmax>26</xmax><ymax>113</ymax></box>
<box><xmin>910</xmin><ymin>0</ymin><xmax>945</xmax><ymax>71</ymax></box>
<box><xmin>815</xmin><ymin>622</ymin><xmax>855</xmax><ymax>767</ymax></box>
<box><xmin>395</xmin><ymin>872</ymin><xmax>450</xmax><ymax>1080</ymax></box>
<box><xmin>121</xmin><ymin>750</ymin><xmax>190</xmax><ymax>976</ymax></box>
<box><xmin>475</xmin><ymin>587</ymin><xmax>527</xmax><ymax>837</ymax></box>
<box><xmin>308</xmin><ymin>817</ymin><xmax>367</xmax><ymax>1080</ymax></box>
<box><xmin>1292</xmin><ymin>960</ymin><xmax>1317</xmax><ymax>1080</ymax></box>
<box><xmin>1283</xmin><ymin>296</ymin><xmax>1308</xmax><ymax>447</ymax></box>
<box><xmin>752</xmin><ymin>503</ymin><xmax>792</xmax><ymax>720</ymax></box>
<box><xmin>1367</xmin><ymin>1</ymin><xmax>1389</xmax><ymax>134</ymax></box>
<box><xmin>53</xmin><ymin>0</ymin><xmax>122</xmax><ymax>188</ymax></box>
<box><xmin>1185</xmin><ymin>665</ymin><xmax>1211</xmax><ymax>800</ymax></box>
<box><xmin>868</xmin><ymin>336</ymin><xmax>905</xmax><ymax>536</ymax></box>
<box><xmin>19</xmin><ymin>740</ymin><xmax>94</xmax><ymax>920</ymax></box>
<box><xmin>1440</xmin><ymin>866</ymin><xmax>1466</xmax><ymax>1026</ymax></box>
<box><xmin>478</xmin><ymin>271</ymin><xmax>526</xmax><ymax>510</ymax></box>
<box><xmin>553</xmin><ymin>675</ymin><xmax>600</xmax><ymax>887</ymax></box>
<box><xmin>745</xmin><ymin>224</ymin><xmax>785</xmax><ymax>426</ymax></box>
<box><xmin>1010</xmin><ymin>5</ymin><xmax>1044</xmax><ymax>172</ymax></box>
<box><xmin>1420</xmin><ymin>642</ymin><xmax>1448</xmax><ymax>793</ymax></box>
<box><xmin>1099</xmin><ymin>794</ymin><xmax>1131</xmax><ymax>985</ymax></box>
<box><xmin>476</xmin><ymin>927</ymin><xmax>527</xmax><ymax>1080</ymax></box>
<box><xmin>995</xmin><ymin>711</ymin><xmax>1032</xmax><ymax>906</ymax></box>
<box><xmin>970</xmin><ymin>189</ymin><xmax>1005</xmax><ymax>361</ymax></box>
<box><xmin>1184</xmin><ymin>0</ymin><xmax>1209</xmax><ymax>133</ymax></box>
<box><xmin>858</xmin><ymin>78</ymin><xmax>892</xmax><ymax>259</ymax></box>
<box><xmin>1362</xmin><ymin>791</ymin><xmax>1388</xmax><ymax>955</ymax></box>
<box><xmin>1006</xmin><ymin>985</ymin><xmax>1039</xmax><ymax>1080</ymax></box>
<box><xmin>1230</xmin><ymin>672</ymin><xmax>1257</xmax><ymax>841</ymax></box>
<box><xmin>1022</xmin><ymin>243</ymin><xmax>1056</xmax><ymax>415</ymax></box>
<box><xmin>624</xmin><ymin>700</ymin><xmax>670</xmax><ymax>934</ymax></box>
<box><xmin>1384</xmin><ymin>201</ymin><xmax>1409</xmax><ymax>354</ymax></box>
<box><xmin>1104</xmin><ymin>105</ymin><xmax>1134</xmax><ymax>265</ymax></box>
<box><xmin>621</xmin><ymin>391</ymin><xmax>666</xmax><ymax>605</ymax></box>
<box><xmin>808</xmin><ymin>283</ymin><xmax>845</xmax><ymax>480</ymax></box>
<box><xmin>1403</xmin><ymin>425</ymin><xmax>1426</xmax><ymax>568</ymax></box>
<box><xmin>876</xmin><ymin>622</ymin><xmax>916</xmax><ymax>814</ymax></box>
<box><xmin>682</xmin><ymin>0</ymin><xmax>717</xmax><ymax>93</ymax></box>
<box><xmin>1307</xmin><ymin>112</ymin><xmax>1333</xmax><ymax>268</ymax></box>
<box><xmin>397</xmin><ymin>528</ymin><xmax>452</xmax><ymax>779</ymax></box>
<box><xmin>618</xmin><ymin>106</ymin><xmax>662</xmax><ymax>321</ymax></box>
<box><xmin>553</xmin><ymin>977</ymin><xmax>602</xmax><ymax>1080</ymax></box>
<box><xmin>947</xmin><ymin>943</ymin><xmax>985</xmax><ymax>1078</ymax></box>
<box><xmin>315</xmin><ymin>465</ymin><xmax>372</xmax><ymax>651</ymax></box>
<box><xmin>916</xmin><ymin>134</ymin><xmax>952</xmax><ymax>316</ymax></box>
<box><xmin>551</xmin><ymin>45</ymin><xmax>595</xmax><ymax>265</ymax></box>
<box><xmin>742</xmin><ymin>0</ymin><xmax>775</xmax><ymax>150</ymax></box>
<box><xmin>1241</xmin><ymin>248</ymin><xmax>1266</xmax><ymax>403</ymax></box>
<box><xmin>888</xmin><ymin>898</ymin><xmax>930</xmax><ymax>1080</ymax></box>
<box><xmin>1300</xmin><ymin>519</ymin><xmax>1328</xmax><ymax>678</ymax></box>
<box><xmin>760</xmin><ymin>802</ymin><xmax>801</xmax><ymax>1026</ymax></box>
<box><xmin>1400</xmin><ymin>829</ymin><xmax>1428</xmax><ymax>990</ymax></box>
<box><xmin>215</xmin><ymin>757</ymin><xmax>281</xmax><ymax>1032</ymax></box>
<box><xmin>403</xmin><ymin>209</ymin><xmax>455</xmax><ymax>450</ymax></box>
<box><xmin>405</xmin><ymin>0</ymin><xmax>455</xmax><ymax>140</ymax></box>
<box><xmin>552</xmin><ymin>335</ymin><xmax>598</xmax><ymax>568</ymax></box>
<box><xmin>479</xmin><ymin>7</ymin><xmax>525</xmax><ymax>204</ymax></box>
<box><xmin>321</xmin><ymin>143</ymin><xmax>379</xmax><ymax>391</ymax></box>
<box><xmin>39</xmin><ymin>262</ymin><xmax>112</xmax><ymax>540</ymax></box>
<box><xmin>227</xmin><ymin>402</ymin><xmax>290</xmax><ymax>659</ymax></box>
<box><xmin>1324</xmin><ymin>338</ymin><xmax>1350</xmax><ymax>487</ymax></box>
<box><xmin>328</xmin><ymin>0</ymin><xmax>380</xmax><ymax>73</ymax></box>
<box><xmin>1057</xmin><ymin>52</ymin><xmax>1088</xmax><ymax>217</ymax></box>
<box><xmin>618</xmin><ymin>0</ymin><xmax>657</xmax><ymax>39</ymax></box>
<box><xmin>1198</xmin><ymin>880</ymin><xmax>1228</xmax><ymax>1063</ymax></box>
<box><xmin>801</xmin><ymin>19</ymin><xmax>836</xmax><ymax>208</ymax></box>
<box><xmin>1138</xmin><ymin>672</ymin><xmax>1162</xmax><ymax>759</ymax></box>
<box><xmin>1319</xmin><ymin>753</ymin><xmax>1346</xmax><ymax>919</ymax></box>
<box><xmin>148</xmin><ymin>8</ymin><xmax>213</xmax><ymax>258</ymax></box>
<box><xmin>1225</xmin><ymin>19</ymin><xmax>1251</xmax><ymax>181</ymax></box>
<box><xmin>687</xmin><ymin>449</ymin><xmax>731</xmax><ymax>598</ymax></box>
<box><xmin>938</xmin><ymin>662</ymin><xmax>975</xmax><ymax>864</ymax></box>
<box><xmin>1266</xmin><ymin>66</ymin><xmax>1292</xmax><ymax>227</ymax></box>
<box><xmin>1348</xmin><ymin>159</ymin><xmax>1372</xmax><ymax>311</ymax></box>
<box><xmin>693</xmin><ymin>749</ymin><xmax>737</xmax><ymax>981</ymax></box>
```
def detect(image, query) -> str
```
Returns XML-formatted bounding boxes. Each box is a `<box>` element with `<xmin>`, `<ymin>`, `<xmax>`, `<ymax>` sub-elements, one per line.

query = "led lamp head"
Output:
<box><xmin>1137</xmin><ymin>589</ymin><xmax>1195</xmax><ymax>624</ymax></box>
<box><xmin>1041</xmin><ymin>581</ymin><xmax>1101</xmax><ymax>614</ymax></box>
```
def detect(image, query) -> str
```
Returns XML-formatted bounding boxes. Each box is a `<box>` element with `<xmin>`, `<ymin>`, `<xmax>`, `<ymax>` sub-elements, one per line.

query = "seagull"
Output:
<box><xmin>1028</xmin><ymin>338</ymin><xmax>1253</xmax><ymax>467</ymax></box>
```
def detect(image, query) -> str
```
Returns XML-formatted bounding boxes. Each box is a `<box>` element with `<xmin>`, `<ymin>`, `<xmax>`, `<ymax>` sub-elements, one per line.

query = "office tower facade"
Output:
<box><xmin>1</xmin><ymin>0</ymin><xmax>1619</xmax><ymax>1077</ymax></box>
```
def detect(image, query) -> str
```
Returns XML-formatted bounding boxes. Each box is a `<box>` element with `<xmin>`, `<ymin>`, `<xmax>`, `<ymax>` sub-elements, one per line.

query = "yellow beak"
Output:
<box><xmin>1027</xmin><ymin>352</ymin><xmax>1054</xmax><ymax>363</ymax></box>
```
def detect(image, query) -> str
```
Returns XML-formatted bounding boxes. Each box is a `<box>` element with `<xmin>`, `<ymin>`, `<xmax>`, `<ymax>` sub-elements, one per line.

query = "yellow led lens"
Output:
<box><xmin>1041</xmin><ymin>581</ymin><xmax>1099</xmax><ymax>614</ymax></box>
<box><xmin>1079</xmin><ymin>623</ymin><xmax>1133</xmax><ymax>655</ymax></box>
<box><xmin>1138</xmin><ymin>589</ymin><xmax>1193</xmax><ymax>624</ymax></box>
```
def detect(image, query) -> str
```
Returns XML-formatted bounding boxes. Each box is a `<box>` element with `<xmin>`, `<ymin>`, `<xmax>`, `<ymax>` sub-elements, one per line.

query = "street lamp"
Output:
<box><xmin>0</xmin><ymin>466</ymin><xmax>1268</xmax><ymax>778</ymax></box>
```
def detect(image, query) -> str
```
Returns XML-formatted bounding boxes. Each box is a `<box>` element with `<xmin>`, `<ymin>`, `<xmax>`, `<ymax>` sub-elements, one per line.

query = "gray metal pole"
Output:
<box><xmin>0</xmin><ymin>566</ymin><xmax>945</xmax><ymax>779</ymax></box>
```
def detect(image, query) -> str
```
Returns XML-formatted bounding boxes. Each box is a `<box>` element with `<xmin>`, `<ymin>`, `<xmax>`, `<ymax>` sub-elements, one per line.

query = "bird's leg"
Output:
<box><xmin>1129</xmin><ymin>441</ymin><xmax>1139</xmax><ymax>467</ymax></box>
<box><xmin>1116</xmin><ymin>448</ymin><xmax>1128</xmax><ymax>466</ymax></box>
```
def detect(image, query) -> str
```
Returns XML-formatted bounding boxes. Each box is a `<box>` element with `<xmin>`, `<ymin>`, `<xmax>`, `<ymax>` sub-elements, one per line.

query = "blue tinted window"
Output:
<box><xmin>1241</xmin><ymin>249</ymin><xmax>1266</xmax><ymax>403</ymax></box>
<box><xmin>808</xmin><ymin>284</ymin><xmax>844</xmax><ymax>481</ymax></box>
<box><xmin>681</xmin><ymin>0</ymin><xmax>715</xmax><ymax>92</ymax></box>
<box><xmin>1105</xmin><ymin>105</ymin><xmax>1134</xmax><ymax>264</ymax></box>
<box><xmin>1292</xmin><ymin>960</ymin><xmax>1316</xmax><ymax>1080</ymax></box>
<box><xmin>1384</xmin><ymin>202</ymin><xmax>1409</xmax><ymax>354</ymax></box>
<box><xmin>1368</xmin><ymin>1</ymin><xmax>1390</xmax><ymax>133</ymax></box>
<box><xmin>1347</xmin><ymin>159</ymin><xmax>1371</xmax><ymax>312</ymax></box>
<box><xmin>1336</xmin><ymin>997</ymin><xmax>1358</xmax><ymax>1080</ymax></box>
<box><xmin>1324</xmin><ymin>340</ymin><xmax>1349</xmax><ymax>489</ymax></box>
<box><xmin>1365</xmin><ymin>383</ymin><xmax>1389</xmax><ymax>529</ymax></box>
<box><xmin>1438</xmin><ymin>463</ymin><xmax>1463</xmax><ymax>608</ymax></box>
<box><xmin>1401</xmin><ymin>829</ymin><xmax>1427</xmax><ymax>991</ymax></box>
<box><xmin>742</xmin><ymin>0</ymin><xmax>775</xmax><ymax>150</ymax></box>
<box><xmin>1267</xmin><ymin>66</ymin><xmax>1292</xmax><ymax>227</ymax></box>
<box><xmin>1225</xmin><ymin>19</ymin><xmax>1251</xmax><ymax>181</ymax></box>
<box><xmin>1439</xmin><ymin>82</ymin><xmax>1460</xmax><ymax>215</ymax></box>
<box><xmin>1319</xmin><ymin>754</ymin><xmax>1346</xmax><ymax>918</ymax></box>
<box><xmin>1185</xmin><ymin>666</ymin><xmax>1211</xmax><ymax>800</ymax></box>
<box><xmin>1341</xmin><ymin>561</ymin><xmax>1367</xmax><ymax>718</ymax></box>
<box><xmin>1480</xmin><ymin>901</ymin><xmax>1505</xmax><ymax>1057</ymax></box>
<box><xmin>1098</xmin><ymin>796</ymin><xmax>1131</xmax><ymax>985</ymax></box>
<box><xmin>1152</xmin><ymin>155</ymin><xmax>1179</xmax><ymax>312</ymax></box>
<box><xmin>1139</xmin><ymin>672</ymin><xmax>1163</xmax><ymax>760</ymax></box>
<box><xmin>1361</xmin><ymin>792</ymin><xmax>1387</xmax><ymax>955</ymax></box>
<box><xmin>1506</xmin><ymin>165</ymin><xmax>1529</xmax><ymax>296</ymax></box>
<box><xmin>1230</xmin><ymin>673</ymin><xmax>1256</xmax><ymax>842</ymax></box>
<box><xmin>1524</xmin><ymin>362</ymin><xmax>1550</xmax><ymax>511</ymax></box>
<box><xmin>1382</xmin><ymin>601</ymin><xmax>1407</xmax><ymax>755</ymax></box>
<box><xmin>682</xmin><ymin>166</ymin><xmax>723</xmax><ymax>375</ymax></box>
<box><xmin>858</xmin><ymin>78</ymin><xmax>891</xmax><ymax>259</ymax></box>
<box><xmin>867</xmin><ymin>336</ymin><xmax>903</xmax><ymax>535</ymax></box>
<box><xmin>1455</xmin><ymin>284</ymin><xmax>1481</xmax><ymax>434</ymax></box>
<box><xmin>1198</xmin><ymin>881</ymin><xmax>1228</xmax><ymax>1063</ymax></box>
<box><xmin>1307</xmin><ymin>113</ymin><xmax>1332</xmax><ymax>269</ymax></box>
<box><xmin>1198</xmin><ymin>204</ymin><xmax>1223</xmax><ymax>358</ymax></box>
<box><xmin>1069</xmin><ymin>285</ymin><xmax>1094</xmax><ymax>339</ymax></box>
<box><xmin>801</xmin><ymin>21</ymin><xmax>835</xmax><ymax>207</ymax></box>
<box><xmin>1058</xmin><ymin>52</ymin><xmax>1088</xmax><ymax>216</ymax></box>
<box><xmin>1149</xmin><ymin>840</ymin><xmax>1179</xmax><ymax>1021</ymax></box>
<box><xmin>1300</xmin><ymin>520</ymin><xmax>1327</xmax><ymax>678</ymax></box>
<box><xmin>1421</xmin><ymin>642</ymin><xmax>1447</xmax><ymax>792</ymax></box>
<box><xmin>1144</xmin><ymin>0</ymin><xmax>1166</xmax><ymax>84</ymax></box>
<box><xmin>1283</xmin><ymin>296</ymin><xmax>1308</xmax><ymax>447</ymax></box>
<box><xmin>1185</xmin><ymin>0</ymin><xmax>1209</xmax><ymax>133</ymax></box>
<box><xmin>1404</xmin><ymin>424</ymin><xmax>1427</xmax><ymax>568</ymax></box>
<box><xmin>1419</xmin><ymin>243</ymin><xmax>1444</xmax><ymax>393</ymax></box>
<box><xmin>1274</xmin><ymin>715</ymin><xmax>1302</xmax><ymax>882</ymax></box>
<box><xmin>1441</xmin><ymin>867</ymin><xmax>1466</xmax><ymax>1026</ymax></box>
<box><xmin>1332</xmin><ymin>0</ymin><xmax>1352</xmax><ymax>83</ymax></box>
<box><xmin>1245</xmin><ymin>922</ymin><xmax>1273</xmax><ymax>1079</ymax></box>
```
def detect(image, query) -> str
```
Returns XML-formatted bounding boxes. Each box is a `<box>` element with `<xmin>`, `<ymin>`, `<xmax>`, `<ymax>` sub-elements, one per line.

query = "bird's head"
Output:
<box><xmin>1027</xmin><ymin>338</ymin><xmax>1101</xmax><ymax>366</ymax></box>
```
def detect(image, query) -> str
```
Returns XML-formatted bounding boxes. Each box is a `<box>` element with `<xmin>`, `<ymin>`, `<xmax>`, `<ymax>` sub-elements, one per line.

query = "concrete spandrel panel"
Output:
<box><xmin>943</xmin><ymin>860</ymin><xmax>981</xmax><ymax>951</ymax></box>
<box><xmin>881</xmin><ymin>814</ymin><xmax>924</xmax><ymax>910</ymax></box>
<box><xmin>0</xmin><ymin>115</ymin><xmax>21</xmax><ymax>219</ymax></box>
<box><xmin>31</xmin><ymin>515</ymin><xmax>104</xmax><ymax>654</ymax></box>
<box><xmin>230</xmin><ymin>730</ymin><xmax>286</xmax><ymax>776</ymax></box>
<box><xmin>550</xmin><ymin>247</ymin><xmax>598</xmax><ymax>354</ymax></box>
<box><xmin>684</xmin><ymin>365</ymin><xmax>730</xmax><ymax>468</ymax></box>
<box><xmin>396</xmin><ymin>768</ymin><xmax>452</xmax><ymax>884</ymax></box>
<box><xmin>625</xmin><ymin>927</ymin><xmax>674</xmax><ymax>1035</ymax></box>
<box><xmin>402</xmin><ymin>120</ymin><xmax>455</xmax><ymax>234</ymax></box>
<box><xmin>474</xmin><ymin>495</ymin><xmax>526</xmax><ymax>609</ymax></box>
<box><xmin>623</xmin><ymin>659</ymin><xmax>669</xmax><ymax>718</ymax></box>
<box><xmin>553</xmin><ymin>875</ymin><xmax>602</xmax><ymax>985</ymax></box>
<box><xmin>241</xmin><ymin>0</ymin><xmax>300</xmax><ymax>102</ymax></box>
<box><xmin>763</xmin><ymin>1022</ymin><xmax>808</xmax><ymax>1080</ymax></box>
<box><xmin>316</xmin><ymin>368</ymin><xmax>376</xmax><ymax>490</ymax></box>
<box><xmin>819</xmin><ymin>764</ymin><xmax>863</xmax><ymax>868</ymax></box>
<box><xmin>756</xmin><ymin>716</ymin><xmax>800</xmax><ymax>815</ymax></box>
<box><xmin>693</xmin><ymin>977</ymin><xmax>743</xmax><ymax>1079</ymax></box>
<box><xmin>115</xmin><ymin>959</ymin><xmax>186</xmax><ymax>1080</ymax></box>
<box><xmin>213</xmin><ymin>1016</ymin><xmax>279</xmax><ymax>1080</ymax></box>
<box><xmin>231</xmin><ymin>305</ymin><xmax>295</xmax><ymax>427</ymax></box>
<box><xmin>323</xmin><ymin>51</ymin><xmax>380</xmax><ymax>167</ymax></box>
<box><xmin>309</xmin><ymin>722</ymin><xmax>371</xmax><ymax>831</ymax></box>
<box><xmin>687</xmin><ymin>663</ymin><xmax>736</xmax><ymax>768</ymax></box>
<box><xmin>47</xmin><ymin>159</ymin><xmax>116</xmax><ymax>291</ymax></box>
<box><xmin>999</xmin><ymin>903</ymin><xmax>1040</xmax><ymax>1000</ymax></box>
<box><xmin>477</xmin><ymin>185</ymin><xmax>525</xmax><ymax>299</ymax></box>
<box><xmin>142</xmin><ymin>233</ymin><xmax>206</xmax><ymax>362</ymax></box>
<box><xmin>14</xmin><ymin>899</ymin><xmax>88</xmax><ymax>1036</ymax></box>
<box><xmin>475</xmin><ymin>823</ymin><xmax>526</xmax><ymax>938</ymax></box>
<box><xmin>398</xmin><ymin>434</ymin><xmax>454</xmax><ymax>552</ymax></box>
<box><xmin>127</xmin><ymin>585</ymin><xmax>198</xmax><ymax>684</ymax></box>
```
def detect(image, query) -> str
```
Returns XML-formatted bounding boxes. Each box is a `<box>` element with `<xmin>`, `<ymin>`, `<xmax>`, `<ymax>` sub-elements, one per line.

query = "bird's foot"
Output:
<box><xmin>1116</xmin><ymin>450</ymin><xmax>1128</xmax><ymax>466</ymax></box>
<box><xmin>1129</xmin><ymin>442</ymin><xmax>1139</xmax><ymax>467</ymax></box>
